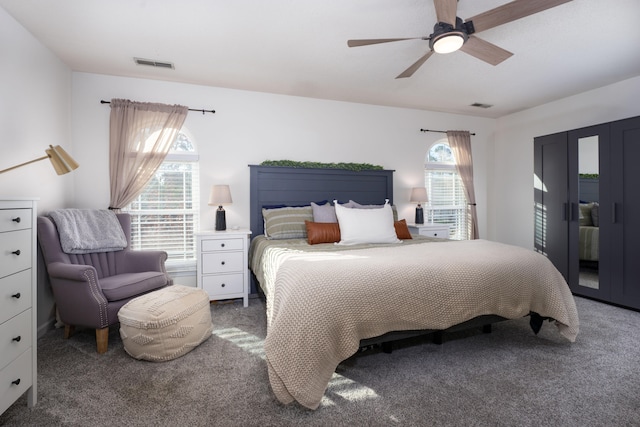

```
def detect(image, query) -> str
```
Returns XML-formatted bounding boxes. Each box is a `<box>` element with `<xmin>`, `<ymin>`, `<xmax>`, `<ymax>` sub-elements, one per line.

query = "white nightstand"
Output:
<box><xmin>407</xmin><ymin>223</ymin><xmax>451</xmax><ymax>239</ymax></box>
<box><xmin>196</xmin><ymin>229</ymin><xmax>252</xmax><ymax>307</ymax></box>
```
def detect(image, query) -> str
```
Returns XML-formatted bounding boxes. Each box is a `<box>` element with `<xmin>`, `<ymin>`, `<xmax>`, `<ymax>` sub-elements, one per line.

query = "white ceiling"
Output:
<box><xmin>2</xmin><ymin>0</ymin><xmax>640</xmax><ymax>118</ymax></box>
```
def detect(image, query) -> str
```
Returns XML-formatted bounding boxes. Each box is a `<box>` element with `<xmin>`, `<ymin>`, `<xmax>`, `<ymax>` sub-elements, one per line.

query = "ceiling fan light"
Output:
<box><xmin>433</xmin><ymin>33</ymin><xmax>464</xmax><ymax>54</ymax></box>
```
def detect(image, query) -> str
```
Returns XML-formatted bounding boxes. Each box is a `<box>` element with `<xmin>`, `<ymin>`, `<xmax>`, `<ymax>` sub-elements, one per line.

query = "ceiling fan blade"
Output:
<box><xmin>465</xmin><ymin>0</ymin><xmax>572</xmax><ymax>33</ymax></box>
<box><xmin>347</xmin><ymin>38</ymin><xmax>423</xmax><ymax>47</ymax></box>
<box><xmin>395</xmin><ymin>51</ymin><xmax>434</xmax><ymax>79</ymax></box>
<box><xmin>459</xmin><ymin>36</ymin><xmax>513</xmax><ymax>66</ymax></box>
<box><xmin>434</xmin><ymin>0</ymin><xmax>458</xmax><ymax>26</ymax></box>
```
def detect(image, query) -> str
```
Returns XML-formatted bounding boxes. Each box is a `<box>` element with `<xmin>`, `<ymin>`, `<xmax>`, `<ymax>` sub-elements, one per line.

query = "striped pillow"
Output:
<box><xmin>262</xmin><ymin>206</ymin><xmax>313</xmax><ymax>239</ymax></box>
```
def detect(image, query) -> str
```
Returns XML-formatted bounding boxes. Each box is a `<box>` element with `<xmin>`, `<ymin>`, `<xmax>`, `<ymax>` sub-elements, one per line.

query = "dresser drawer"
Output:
<box><xmin>0</xmin><ymin>229</ymin><xmax>32</xmax><ymax>279</ymax></box>
<box><xmin>0</xmin><ymin>209</ymin><xmax>32</xmax><ymax>233</ymax></box>
<box><xmin>201</xmin><ymin>238</ymin><xmax>243</xmax><ymax>252</ymax></box>
<box><xmin>0</xmin><ymin>309</ymin><xmax>32</xmax><ymax>371</ymax></box>
<box><xmin>0</xmin><ymin>270</ymin><xmax>31</xmax><ymax>324</ymax></box>
<box><xmin>202</xmin><ymin>252</ymin><xmax>244</xmax><ymax>274</ymax></box>
<box><xmin>202</xmin><ymin>273</ymin><xmax>244</xmax><ymax>297</ymax></box>
<box><xmin>0</xmin><ymin>348</ymin><xmax>32</xmax><ymax>415</ymax></box>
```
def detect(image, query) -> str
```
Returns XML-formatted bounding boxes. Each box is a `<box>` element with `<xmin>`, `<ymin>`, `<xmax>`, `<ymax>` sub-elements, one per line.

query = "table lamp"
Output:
<box><xmin>410</xmin><ymin>187</ymin><xmax>428</xmax><ymax>224</ymax></box>
<box><xmin>208</xmin><ymin>185</ymin><xmax>232</xmax><ymax>231</ymax></box>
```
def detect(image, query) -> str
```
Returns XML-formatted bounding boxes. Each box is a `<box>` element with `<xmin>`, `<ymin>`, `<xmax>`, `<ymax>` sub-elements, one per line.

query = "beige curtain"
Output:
<box><xmin>108</xmin><ymin>99</ymin><xmax>188</xmax><ymax>210</ymax></box>
<box><xmin>447</xmin><ymin>130</ymin><xmax>479</xmax><ymax>239</ymax></box>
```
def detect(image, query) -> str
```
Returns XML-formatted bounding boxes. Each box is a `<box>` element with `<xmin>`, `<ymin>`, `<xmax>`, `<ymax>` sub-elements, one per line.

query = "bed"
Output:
<box><xmin>248</xmin><ymin>165</ymin><xmax>579</xmax><ymax>410</ymax></box>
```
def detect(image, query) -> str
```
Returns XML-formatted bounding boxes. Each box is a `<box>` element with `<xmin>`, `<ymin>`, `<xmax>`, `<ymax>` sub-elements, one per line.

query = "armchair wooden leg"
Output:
<box><xmin>96</xmin><ymin>327</ymin><xmax>109</xmax><ymax>354</ymax></box>
<box><xmin>64</xmin><ymin>325</ymin><xmax>75</xmax><ymax>339</ymax></box>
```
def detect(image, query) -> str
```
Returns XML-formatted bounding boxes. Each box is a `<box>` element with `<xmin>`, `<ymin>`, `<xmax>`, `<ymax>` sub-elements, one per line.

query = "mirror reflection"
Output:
<box><xmin>578</xmin><ymin>135</ymin><xmax>599</xmax><ymax>289</ymax></box>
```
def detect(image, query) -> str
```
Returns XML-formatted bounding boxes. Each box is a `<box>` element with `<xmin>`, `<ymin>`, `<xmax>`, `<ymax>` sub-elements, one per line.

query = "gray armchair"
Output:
<box><xmin>37</xmin><ymin>213</ymin><xmax>172</xmax><ymax>354</ymax></box>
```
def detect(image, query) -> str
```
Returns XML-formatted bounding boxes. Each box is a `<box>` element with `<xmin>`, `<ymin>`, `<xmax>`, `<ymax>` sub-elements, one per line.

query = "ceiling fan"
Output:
<box><xmin>347</xmin><ymin>0</ymin><xmax>573</xmax><ymax>79</ymax></box>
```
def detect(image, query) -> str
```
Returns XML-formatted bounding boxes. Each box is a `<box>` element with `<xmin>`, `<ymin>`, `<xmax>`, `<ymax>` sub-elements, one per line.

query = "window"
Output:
<box><xmin>125</xmin><ymin>131</ymin><xmax>199</xmax><ymax>273</ymax></box>
<box><xmin>424</xmin><ymin>140</ymin><xmax>469</xmax><ymax>240</ymax></box>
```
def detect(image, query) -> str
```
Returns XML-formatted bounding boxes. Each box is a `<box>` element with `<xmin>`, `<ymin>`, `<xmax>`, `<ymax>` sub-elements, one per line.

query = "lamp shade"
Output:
<box><xmin>46</xmin><ymin>145</ymin><xmax>79</xmax><ymax>175</ymax></box>
<box><xmin>410</xmin><ymin>187</ymin><xmax>428</xmax><ymax>203</ymax></box>
<box><xmin>208</xmin><ymin>185</ymin><xmax>232</xmax><ymax>206</ymax></box>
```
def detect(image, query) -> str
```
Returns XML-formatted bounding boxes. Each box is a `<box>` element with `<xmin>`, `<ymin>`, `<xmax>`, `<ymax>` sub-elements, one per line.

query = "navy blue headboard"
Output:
<box><xmin>249</xmin><ymin>165</ymin><xmax>394</xmax><ymax>238</ymax></box>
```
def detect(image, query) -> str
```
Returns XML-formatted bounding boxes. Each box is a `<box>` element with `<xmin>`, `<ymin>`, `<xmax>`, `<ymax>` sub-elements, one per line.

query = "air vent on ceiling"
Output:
<box><xmin>470</xmin><ymin>102</ymin><xmax>493</xmax><ymax>109</ymax></box>
<box><xmin>134</xmin><ymin>57</ymin><xmax>175</xmax><ymax>69</ymax></box>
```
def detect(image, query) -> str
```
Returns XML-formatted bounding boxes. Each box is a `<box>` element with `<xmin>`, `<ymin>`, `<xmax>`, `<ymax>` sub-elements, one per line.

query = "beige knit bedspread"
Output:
<box><xmin>253</xmin><ymin>237</ymin><xmax>579</xmax><ymax>410</ymax></box>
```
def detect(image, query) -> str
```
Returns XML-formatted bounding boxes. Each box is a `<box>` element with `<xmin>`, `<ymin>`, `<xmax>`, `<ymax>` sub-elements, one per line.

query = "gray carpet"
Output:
<box><xmin>2</xmin><ymin>295</ymin><xmax>639</xmax><ymax>427</ymax></box>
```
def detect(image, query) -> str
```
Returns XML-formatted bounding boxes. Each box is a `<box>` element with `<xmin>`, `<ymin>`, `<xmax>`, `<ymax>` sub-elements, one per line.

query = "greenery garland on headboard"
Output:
<box><xmin>260</xmin><ymin>160</ymin><xmax>383</xmax><ymax>171</ymax></box>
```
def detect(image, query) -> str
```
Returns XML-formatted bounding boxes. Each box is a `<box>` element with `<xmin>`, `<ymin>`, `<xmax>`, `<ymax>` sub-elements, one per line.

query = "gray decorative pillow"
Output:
<box><xmin>579</xmin><ymin>203</ymin><xmax>594</xmax><ymax>227</ymax></box>
<box><xmin>591</xmin><ymin>202</ymin><xmax>599</xmax><ymax>227</ymax></box>
<box><xmin>262</xmin><ymin>206</ymin><xmax>313</xmax><ymax>239</ymax></box>
<box><xmin>311</xmin><ymin>202</ymin><xmax>337</xmax><ymax>223</ymax></box>
<box><xmin>349</xmin><ymin>199</ymin><xmax>399</xmax><ymax>221</ymax></box>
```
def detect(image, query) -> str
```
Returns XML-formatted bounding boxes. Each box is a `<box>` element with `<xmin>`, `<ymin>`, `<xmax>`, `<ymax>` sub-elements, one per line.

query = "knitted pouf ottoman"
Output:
<box><xmin>118</xmin><ymin>285</ymin><xmax>213</xmax><ymax>361</ymax></box>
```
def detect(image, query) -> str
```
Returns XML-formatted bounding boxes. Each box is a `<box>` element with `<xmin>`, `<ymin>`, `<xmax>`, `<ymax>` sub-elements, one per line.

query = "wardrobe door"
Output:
<box><xmin>534</xmin><ymin>131</ymin><xmax>573</xmax><ymax>284</ymax></box>
<box><xmin>568</xmin><ymin>124</ymin><xmax>610</xmax><ymax>302</ymax></box>
<box><xmin>610</xmin><ymin>116</ymin><xmax>640</xmax><ymax>309</ymax></box>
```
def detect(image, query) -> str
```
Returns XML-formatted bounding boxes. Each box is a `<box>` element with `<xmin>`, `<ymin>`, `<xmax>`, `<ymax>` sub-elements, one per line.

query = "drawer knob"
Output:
<box><xmin>221</xmin><ymin>283</ymin><xmax>226</xmax><ymax>288</ymax></box>
<box><xmin>12</xmin><ymin>249</ymin><xmax>21</xmax><ymax>256</ymax></box>
<box><xmin>11</xmin><ymin>379</ymin><xmax>21</xmax><ymax>386</ymax></box>
<box><xmin>12</xmin><ymin>217</ymin><xmax>21</xmax><ymax>223</ymax></box>
<box><xmin>12</xmin><ymin>336</ymin><xmax>21</xmax><ymax>342</ymax></box>
<box><xmin>12</xmin><ymin>292</ymin><xmax>21</xmax><ymax>299</ymax></box>
<box><xmin>221</xmin><ymin>261</ymin><xmax>225</xmax><ymax>265</ymax></box>
<box><xmin>221</xmin><ymin>243</ymin><xmax>225</xmax><ymax>248</ymax></box>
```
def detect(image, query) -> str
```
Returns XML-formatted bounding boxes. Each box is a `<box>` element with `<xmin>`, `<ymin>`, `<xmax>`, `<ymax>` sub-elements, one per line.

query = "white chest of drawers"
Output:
<box><xmin>407</xmin><ymin>223</ymin><xmax>451</xmax><ymax>239</ymax></box>
<box><xmin>196</xmin><ymin>229</ymin><xmax>252</xmax><ymax>307</ymax></box>
<box><xmin>0</xmin><ymin>199</ymin><xmax>37</xmax><ymax>415</ymax></box>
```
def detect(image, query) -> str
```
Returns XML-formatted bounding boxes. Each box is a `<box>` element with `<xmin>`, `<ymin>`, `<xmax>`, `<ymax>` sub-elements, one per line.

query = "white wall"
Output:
<box><xmin>0</xmin><ymin>8</ymin><xmax>73</xmax><ymax>211</ymax></box>
<box><xmin>0</xmin><ymin>7</ymin><xmax>73</xmax><ymax>335</ymax></box>
<box><xmin>491</xmin><ymin>76</ymin><xmax>640</xmax><ymax>249</ymax></box>
<box><xmin>71</xmin><ymin>72</ymin><xmax>496</xmax><ymax>238</ymax></box>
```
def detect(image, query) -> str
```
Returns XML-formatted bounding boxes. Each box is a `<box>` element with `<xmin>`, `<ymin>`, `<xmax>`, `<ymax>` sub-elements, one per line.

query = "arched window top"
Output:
<box><xmin>167</xmin><ymin>129</ymin><xmax>199</xmax><ymax>161</ymax></box>
<box><xmin>169</xmin><ymin>129</ymin><xmax>197</xmax><ymax>152</ymax></box>
<box><xmin>426</xmin><ymin>140</ymin><xmax>456</xmax><ymax>164</ymax></box>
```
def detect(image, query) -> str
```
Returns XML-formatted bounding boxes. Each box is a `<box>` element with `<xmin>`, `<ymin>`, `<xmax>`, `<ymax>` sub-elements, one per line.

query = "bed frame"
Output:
<box><xmin>248</xmin><ymin>164</ymin><xmax>505</xmax><ymax>351</ymax></box>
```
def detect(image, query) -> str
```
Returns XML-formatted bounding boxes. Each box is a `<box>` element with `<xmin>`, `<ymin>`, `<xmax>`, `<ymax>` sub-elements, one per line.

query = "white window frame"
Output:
<box><xmin>424</xmin><ymin>140</ymin><xmax>469</xmax><ymax>240</ymax></box>
<box><xmin>124</xmin><ymin>131</ymin><xmax>200</xmax><ymax>273</ymax></box>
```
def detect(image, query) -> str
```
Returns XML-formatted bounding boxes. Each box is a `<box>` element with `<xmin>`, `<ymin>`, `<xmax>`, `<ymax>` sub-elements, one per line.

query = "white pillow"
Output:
<box><xmin>334</xmin><ymin>199</ymin><xmax>401</xmax><ymax>245</ymax></box>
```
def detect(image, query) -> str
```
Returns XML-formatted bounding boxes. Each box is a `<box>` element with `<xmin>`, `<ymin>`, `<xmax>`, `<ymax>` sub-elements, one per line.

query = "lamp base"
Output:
<box><xmin>215</xmin><ymin>208</ymin><xmax>226</xmax><ymax>231</ymax></box>
<box><xmin>415</xmin><ymin>206</ymin><xmax>424</xmax><ymax>225</ymax></box>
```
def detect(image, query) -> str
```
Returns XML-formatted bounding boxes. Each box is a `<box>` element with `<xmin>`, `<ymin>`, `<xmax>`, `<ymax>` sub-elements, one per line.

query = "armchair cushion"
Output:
<box><xmin>100</xmin><ymin>272</ymin><xmax>169</xmax><ymax>301</ymax></box>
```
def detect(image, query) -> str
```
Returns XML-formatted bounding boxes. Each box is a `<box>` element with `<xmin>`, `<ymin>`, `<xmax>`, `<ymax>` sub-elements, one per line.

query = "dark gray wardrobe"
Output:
<box><xmin>534</xmin><ymin>115</ymin><xmax>640</xmax><ymax>310</ymax></box>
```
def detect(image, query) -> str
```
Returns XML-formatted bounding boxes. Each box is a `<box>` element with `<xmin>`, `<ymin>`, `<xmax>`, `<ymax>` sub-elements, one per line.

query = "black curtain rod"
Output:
<box><xmin>420</xmin><ymin>128</ymin><xmax>476</xmax><ymax>136</ymax></box>
<box><xmin>100</xmin><ymin>100</ymin><xmax>215</xmax><ymax>115</ymax></box>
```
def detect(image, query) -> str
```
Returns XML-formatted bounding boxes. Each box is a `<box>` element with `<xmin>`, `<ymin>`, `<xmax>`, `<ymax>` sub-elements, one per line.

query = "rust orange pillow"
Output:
<box><xmin>394</xmin><ymin>219</ymin><xmax>413</xmax><ymax>240</ymax></box>
<box><xmin>305</xmin><ymin>221</ymin><xmax>341</xmax><ymax>245</ymax></box>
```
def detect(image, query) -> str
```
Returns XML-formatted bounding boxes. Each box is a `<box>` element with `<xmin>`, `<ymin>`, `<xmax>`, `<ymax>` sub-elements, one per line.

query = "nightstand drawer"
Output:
<box><xmin>202</xmin><ymin>273</ymin><xmax>244</xmax><ymax>296</ymax></box>
<box><xmin>201</xmin><ymin>238</ymin><xmax>243</xmax><ymax>252</ymax></box>
<box><xmin>420</xmin><ymin>228</ymin><xmax>448</xmax><ymax>238</ymax></box>
<box><xmin>0</xmin><ymin>270</ymin><xmax>32</xmax><ymax>324</ymax></box>
<box><xmin>0</xmin><ymin>229</ymin><xmax>32</xmax><ymax>279</ymax></box>
<box><xmin>0</xmin><ymin>309</ymin><xmax>32</xmax><ymax>371</ymax></box>
<box><xmin>408</xmin><ymin>224</ymin><xmax>450</xmax><ymax>239</ymax></box>
<box><xmin>201</xmin><ymin>252</ymin><xmax>244</xmax><ymax>274</ymax></box>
